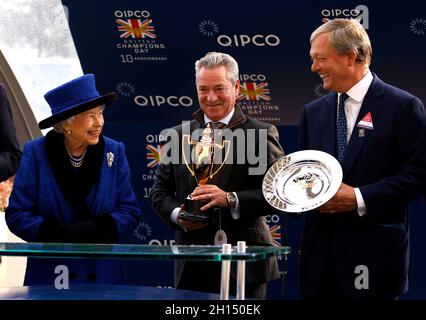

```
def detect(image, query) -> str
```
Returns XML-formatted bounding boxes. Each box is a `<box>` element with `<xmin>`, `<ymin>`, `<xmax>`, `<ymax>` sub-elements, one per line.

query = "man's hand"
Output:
<box><xmin>319</xmin><ymin>183</ymin><xmax>357</xmax><ymax>213</ymax></box>
<box><xmin>177</xmin><ymin>204</ymin><xmax>209</xmax><ymax>231</ymax></box>
<box><xmin>177</xmin><ymin>217</ymin><xmax>209</xmax><ymax>231</ymax></box>
<box><xmin>190</xmin><ymin>184</ymin><xmax>228</xmax><ymax>211</ymax></box>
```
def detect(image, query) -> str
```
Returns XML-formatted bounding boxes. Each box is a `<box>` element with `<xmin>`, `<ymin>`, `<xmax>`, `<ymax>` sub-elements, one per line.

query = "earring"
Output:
<box><xmin>66</xmin><ymin>130</ymin><xmax>71</xmax><ymax>135</ymax></box>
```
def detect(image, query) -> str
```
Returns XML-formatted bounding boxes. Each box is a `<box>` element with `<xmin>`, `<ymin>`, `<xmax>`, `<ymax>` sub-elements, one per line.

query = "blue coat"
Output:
<box><xmin>6</xmin><ymin>135</ymin><xmax>141</xmax><ymax>285</ymax></box>
<box><xmin>299</xmin><ymin>74</ymin><xmax>426</xmax><ymax>299</ymax></box>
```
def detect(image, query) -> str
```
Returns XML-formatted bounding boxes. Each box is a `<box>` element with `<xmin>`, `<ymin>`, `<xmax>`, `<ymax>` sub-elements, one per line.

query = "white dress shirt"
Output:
<box><xmin>337</xmin><ymin>70</ymin><xmax>373</xmax><ymax>216</ymax></box>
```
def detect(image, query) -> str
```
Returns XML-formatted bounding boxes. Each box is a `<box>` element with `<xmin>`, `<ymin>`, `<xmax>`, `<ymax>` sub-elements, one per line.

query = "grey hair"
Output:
<box><xmin>51</xmin><ymin>105</ymin><xmax>106</xmax><ymax>133</ymax></box>
<box><xmin>310</xmin><ymin>18</ymin><xmax>372</xmax><ymax>66</ymax></box>
<box><xmin>195</xmin><ymin>52</ymin><xmax>239</xmax><ymax>85</ymax></box>
<box><xmin>53</xmin><ymin>116</ymin><xmax>75</xmax><ymax>133</ymax></box>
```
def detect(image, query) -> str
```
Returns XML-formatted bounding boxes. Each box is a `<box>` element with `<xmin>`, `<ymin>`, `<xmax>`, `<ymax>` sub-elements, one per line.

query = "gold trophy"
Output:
<box><xmin>180</xmin><ymin>123</ymin><xmax>230</xmax><ymax>222</ymax></box>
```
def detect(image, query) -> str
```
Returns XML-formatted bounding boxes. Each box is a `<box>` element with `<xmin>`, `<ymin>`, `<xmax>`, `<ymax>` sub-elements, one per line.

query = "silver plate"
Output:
<box><xmin>262</xmin><ymin>150</ymin><xmax>342</xmax><ymax>213</ymax></box>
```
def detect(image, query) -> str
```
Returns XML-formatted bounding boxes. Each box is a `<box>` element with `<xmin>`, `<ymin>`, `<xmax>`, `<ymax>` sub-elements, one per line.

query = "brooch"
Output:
<box><xmin>107</xmin><ymin>152</ymin><xmax>114</xmax><ymax>167</ymax></box>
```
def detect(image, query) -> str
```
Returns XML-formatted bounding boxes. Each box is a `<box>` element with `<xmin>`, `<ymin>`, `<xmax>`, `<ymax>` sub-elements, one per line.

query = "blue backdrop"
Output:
<box><xmin>61</xmin><ymin>0</ymin><xmax>426</xmax><ymax>299</ymax></box>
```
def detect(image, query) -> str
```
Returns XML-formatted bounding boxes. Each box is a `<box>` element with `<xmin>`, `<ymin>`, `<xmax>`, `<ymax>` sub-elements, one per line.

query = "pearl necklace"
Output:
<box><xmin>66</xmin><ymin>146</ymin><xmax>87</xmax><ymax>168</ymax></box>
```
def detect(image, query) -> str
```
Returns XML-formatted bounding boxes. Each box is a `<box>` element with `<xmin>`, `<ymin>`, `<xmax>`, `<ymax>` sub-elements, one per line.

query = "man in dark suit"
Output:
<box><xmin>0</xmin><ymin>83</ymin><xmax>21</xmax><ymax>183</ymax></box>
<box><xmin>150</xmin><ymin>51</ymin><xmax>284</xmax><ymax>299</ymax></box>
<box><xmin>299</xmin><ymin>18</ymin><xmax>426</xmax><ymax>299</ymax></box>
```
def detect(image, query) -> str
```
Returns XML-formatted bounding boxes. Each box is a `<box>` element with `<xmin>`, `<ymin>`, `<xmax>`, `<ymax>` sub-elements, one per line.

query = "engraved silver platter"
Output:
<box><xmin>262</xmin><ymin>150</ymin><xmax>342</xmax><ymax>213</ymax></box>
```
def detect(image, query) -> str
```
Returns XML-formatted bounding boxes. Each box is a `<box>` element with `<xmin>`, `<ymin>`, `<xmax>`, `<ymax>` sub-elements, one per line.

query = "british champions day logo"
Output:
<box><xmin>239</xmin><ymin>82</ymin><xmax>270</xmax><ymax>101</ymax></box>
<box><xmin>321</xmin><ymin>5</ymin><xmax>369</xmax><ymax>29</ymax></box>
<box><xmin>269</xmin><ymin>224</ymin><xmax>282</xmax><ymax>247</ymax></box>
<box><xmin>266</xmin><ymin>214</ymin><xmax>282</xmax><ymax>247</ymax></box>
<box><xmin>237</xmin><ymin>73</ymin><xmax>280</xmax><ymax>122</ymax></box>
<box><xmin>145</xmin><ymin>134</ymin><xmax>166</xmax><ymax>169</ymax></box>
<box><xmin>115</xmin><ymin>10</ymin><xmax>167</xmax><ymax>63</ymax></box>
<box><xmin>117</xmin><ymin>18</ymin><xmax>156</xmax><ymax>39</ymax></box>
<box><xmin>141</xmin><ymin>134</ymin><xmax>166</xmax><ymax>198</ymax></box>
<box><xmin>146</xmin><ymin>144</ymin><xmax>163</xmax><ymax>168</ymax></box>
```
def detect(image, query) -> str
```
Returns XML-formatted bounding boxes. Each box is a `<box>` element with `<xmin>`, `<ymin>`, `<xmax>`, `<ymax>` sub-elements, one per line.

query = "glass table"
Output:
<box><xmin>0</xmin><ymin>242</ymin><xmax>291</xmax><ymax>300</ymax></box>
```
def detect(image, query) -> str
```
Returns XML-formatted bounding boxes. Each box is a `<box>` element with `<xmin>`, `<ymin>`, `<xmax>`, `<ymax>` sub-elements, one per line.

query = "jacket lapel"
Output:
<box><xmin>218</xmin><ymin>106</ymin><xmax>247</xmax><ymax>188</ymax></box>
<box><xmin>218</xmin><ymin>148</ymin><xmax>235</xmax><ymax>189</ymax></box>
<box><xmin>342</xmin><ymin>74</ymin><xmax>384</xmax><ymax>176</ymax></box>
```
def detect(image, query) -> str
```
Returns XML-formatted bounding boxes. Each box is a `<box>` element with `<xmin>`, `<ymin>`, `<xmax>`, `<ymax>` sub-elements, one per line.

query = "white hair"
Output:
<box><xmin>53</xmin><ymin>116</ymin><xmax>75</xmax><ymax>133</ymax></box>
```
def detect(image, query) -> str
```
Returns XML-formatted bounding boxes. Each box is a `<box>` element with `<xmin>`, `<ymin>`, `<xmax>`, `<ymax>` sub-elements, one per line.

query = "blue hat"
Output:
<box><xmin>38</xmin><ymin>74</ymin><xmax>117</xmax><ymax>129</ymax></box>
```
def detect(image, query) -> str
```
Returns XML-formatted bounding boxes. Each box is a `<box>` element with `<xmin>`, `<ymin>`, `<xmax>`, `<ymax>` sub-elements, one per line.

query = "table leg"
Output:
<box><xmin>220</xmin><ymin>243</ymin><xmax>231</xmax><ymax>300</ymax></box>
<box><xmin>236</xmin><ymin>241</ymin><xmax>246</xmax><ymax>300</ymax></box>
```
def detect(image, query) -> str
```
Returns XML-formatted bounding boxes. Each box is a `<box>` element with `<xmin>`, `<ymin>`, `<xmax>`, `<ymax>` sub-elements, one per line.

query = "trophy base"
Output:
<box><xmin>179</xmin><ymin>211</ymin><xmax>211</xmax><ymax>223</ymax></box>
<box><xmin>180</xmin><ymin>197</ymin><xmax>213</xmax><ymax>223</ymax></box>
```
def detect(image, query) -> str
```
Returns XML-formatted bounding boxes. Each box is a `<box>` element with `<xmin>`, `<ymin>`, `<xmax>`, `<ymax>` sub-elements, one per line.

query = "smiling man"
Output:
<box><xmin>298</xmin><ymin>18</ymin><xmax>426</xmax><ymax>300</ymax></box>
<box><xmin>150</xmin><ymin>52</ymin><xmax>284</xmax><ymax>299</ymax></box>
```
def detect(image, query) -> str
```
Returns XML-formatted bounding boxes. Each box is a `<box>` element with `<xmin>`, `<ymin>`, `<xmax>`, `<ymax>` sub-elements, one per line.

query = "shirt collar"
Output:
<box><xmin>204</xmin><ymin>107</ymin><xmax>235</xmax><ymax>125</ymax></box>
<box><xmin>345</xmin><ymin>70</ymin><xmax>373</xmax><ymax>103</ymax></box>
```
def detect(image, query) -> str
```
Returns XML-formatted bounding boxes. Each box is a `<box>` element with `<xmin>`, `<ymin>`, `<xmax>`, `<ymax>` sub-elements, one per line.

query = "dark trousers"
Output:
<box><xmin>306</xmin><ymin>249</ymin><xmax>400</xmax><ymax>300</ymax></box>
<box><xmin>306</xmin><ymin>244</ymin><xmax>346</xmax><ymax>300</ymax></box>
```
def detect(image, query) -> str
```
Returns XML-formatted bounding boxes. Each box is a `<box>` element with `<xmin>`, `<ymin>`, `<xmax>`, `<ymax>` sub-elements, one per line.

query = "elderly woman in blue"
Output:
<box><xmin>6</xmin><ymin>74</ymin><xmax>141</xmax><ymax>285</ymax></box>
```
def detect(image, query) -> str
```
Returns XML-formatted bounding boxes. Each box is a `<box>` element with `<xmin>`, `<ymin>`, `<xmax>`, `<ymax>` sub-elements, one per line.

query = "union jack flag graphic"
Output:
<box><xmin>146</xmin><ymin>144</ymin><xmax>163</xmax><ymax>168</ymax></box>
<box><xmin>238</xmin><ymin>82</ymin><xmax>271</xmax><ymax>101</ymax></box>
<box><xmin>116</xmin><ymin>18</ymin><xmax>156</xmax><ymax>39</ymax></box>
<box><xmin>269</xmin><ymin>224</ymin><xmax>282</xmax><ymax>246</ymax></box>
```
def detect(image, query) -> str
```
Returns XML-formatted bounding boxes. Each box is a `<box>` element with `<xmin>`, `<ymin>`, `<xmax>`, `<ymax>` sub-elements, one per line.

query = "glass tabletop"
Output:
<box><xmin>0</xmin><ymin>242</ymin><xmax>290</xmax><ymax>262</ymax></box>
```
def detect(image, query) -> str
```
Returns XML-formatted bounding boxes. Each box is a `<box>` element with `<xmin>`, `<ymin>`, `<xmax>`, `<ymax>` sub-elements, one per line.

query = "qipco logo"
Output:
<box><xmin>239</xmin><ymin>74</ymin><xmax>267</xmax><ymax>82</ymax></box>
<box><xmin>265</xmin><ymin>214</ymin><xmax>280</xmax><ymax>224</ymax></box>
<box><xmin>114</xmin><ymin>10</ymin><xmax>151</xmax><ymax>18</ymax></box>
<box><xmin>217</xmin><ymin>34</ymin><xmax>280</xmax><ymax>47</ymax></box>
<box><xmin>322</xmin><ymin>5</ymin><xmax>369</xmax><ymax>29</ymax></box>
<box><xmin>134</xmin><ymin>95</ymin><xmax>194</xmax><ymax>107</ymax></box>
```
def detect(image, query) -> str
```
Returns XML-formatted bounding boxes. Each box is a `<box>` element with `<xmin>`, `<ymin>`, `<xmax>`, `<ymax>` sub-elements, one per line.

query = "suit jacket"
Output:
<box><xmin>298</xmin><ymin>74</ymin><xmax>426</xmax><ymax>299</ymax></box>
<box><xmin>0</xmin><ymin>84</ymin><xmax>21</xmax><ymax>182</ymax></box>
<box><xmin>6</xmin><ymin>135</ymin><xmax>141</xmax><ymax>285</ymax></box>
<box><xmin>150</xmin><ymin>106</ymin><xmax>284</xmax><ymax>288</ymax></box>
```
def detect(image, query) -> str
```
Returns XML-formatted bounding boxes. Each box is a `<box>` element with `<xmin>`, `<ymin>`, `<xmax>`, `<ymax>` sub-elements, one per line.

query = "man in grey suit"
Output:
<box><xmin>150</xmin><ymin>51</ymin><xmax>284</xmax><ymax>299</ymax></box>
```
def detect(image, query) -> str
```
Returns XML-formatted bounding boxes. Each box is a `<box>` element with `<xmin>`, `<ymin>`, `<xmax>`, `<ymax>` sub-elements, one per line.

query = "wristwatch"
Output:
<box><xmin>226</xmin><ymin>192</ymin><xmax>237</xmax><ymax>208</ymax></box>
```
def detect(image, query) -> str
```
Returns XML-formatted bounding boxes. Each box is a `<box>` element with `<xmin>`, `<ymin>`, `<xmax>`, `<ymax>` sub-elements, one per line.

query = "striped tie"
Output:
<box><xmin>337</xmin><ymin>93</ymin><xmax>349</xmax><ymax>163</ymax></box>
<box><xmin>210</xmin><ymin>122</ymin><xmax>226</xmax><ymax>129</ymax></box>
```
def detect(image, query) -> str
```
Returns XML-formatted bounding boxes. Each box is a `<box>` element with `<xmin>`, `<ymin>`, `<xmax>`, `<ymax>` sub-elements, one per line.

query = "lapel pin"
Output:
<box><xmin>357</xmin><ymin>112</ymin><xmax>374</xmax><ymax>130</ymax></box>
<box><xmin>107</xmin><ymin>152</ymin><xmax>114</xmax><ymax>167</ymax></box>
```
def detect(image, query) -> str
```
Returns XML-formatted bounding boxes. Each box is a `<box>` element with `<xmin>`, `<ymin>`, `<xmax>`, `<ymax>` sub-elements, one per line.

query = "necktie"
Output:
<box><xmin>210</xmin><ymin>122</ymin><xmax>226</xmax><ymax>129</ymax></box>
<box><xmin>204</xmin><ymin>122</ymin><xmax>226</xmax><ymax>185</ymax></box>
<box><xmin>337</xmin><ymin>93</ymin><xmax>349</xmax><ymax>163</ymax></box>
<box><xmin>209</xmin><ymin>122</ymin><xmax>225</xmax><ymax>145</ymax></box>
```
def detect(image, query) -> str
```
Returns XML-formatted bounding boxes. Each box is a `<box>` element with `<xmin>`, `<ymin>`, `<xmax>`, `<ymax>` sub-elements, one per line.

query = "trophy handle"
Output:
<box><xmin>210</xmin><ymin>140</ymin><xmax>231</xmax><ymax>178</ymax></box>
<box><xmin>182</xmin><ymin>134</ymin><xmax>196</xmax><ymax>177</ymax></box>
